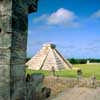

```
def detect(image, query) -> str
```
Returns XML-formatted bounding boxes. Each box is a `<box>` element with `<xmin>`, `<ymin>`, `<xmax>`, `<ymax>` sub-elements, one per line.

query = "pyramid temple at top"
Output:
<box><xmin>26</xmin><ymin>43</ymin><xmax>73</xmax><ymax>70</ymax></box>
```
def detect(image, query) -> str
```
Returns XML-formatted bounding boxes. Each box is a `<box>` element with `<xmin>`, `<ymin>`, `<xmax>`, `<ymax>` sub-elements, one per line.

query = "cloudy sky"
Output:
<box><xmin>27</xmin><ymin>0</ymin><xmax>100</xmax><ymax>58</ymax></box>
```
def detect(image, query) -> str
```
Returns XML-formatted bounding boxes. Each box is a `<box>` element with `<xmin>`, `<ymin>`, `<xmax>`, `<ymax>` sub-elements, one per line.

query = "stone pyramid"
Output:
<box><xmin>26</xmin><ymin>43</ymin><xmax>73</xmax><ymax>70</ymax></box>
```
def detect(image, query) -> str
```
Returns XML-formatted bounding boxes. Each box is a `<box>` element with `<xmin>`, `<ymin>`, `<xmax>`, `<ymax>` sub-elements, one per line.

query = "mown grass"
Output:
<box><xmin>74</xmin><ymin>64</ymin><xmax>100</xmax><ymax>80</ymax></box>
<box><xmin>26</xmin><ymin>64</ymin><xmax>100</xmax><ymax>80</ymax></box>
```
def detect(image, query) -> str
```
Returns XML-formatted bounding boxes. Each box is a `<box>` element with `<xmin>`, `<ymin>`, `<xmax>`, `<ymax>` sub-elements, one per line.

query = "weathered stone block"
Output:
<box><xmin>0</xmin><ymin>0</ymin><xmax>38</xmax><ymax>100</ymax></box>
<box><xmin>0</xmin><ymin>33</ymin><xmax>12</xmax><ymax>47</ymax></box>
<box><xmin>0</xmin><ymin>65</ymin><xmax>10</xmax><ymax>80</ymax></box>
<box><xmin>0</xmin><ymin>49</ymin><xmax>11</xmax><ymax>65</ymax></box>
<box><xmin>12</xmin><ymin>65</ymin><xmax>25</xmax><ymax>78</ymax></box>
<box><xmin>11</xmin><ymin>50</ymin><xmax>26</xmax><ymax>65</ymax></box>
<box><xmin>0</xmin><ymin>65</ymin><xmax>10</xmax><ymax>100</ymax></box>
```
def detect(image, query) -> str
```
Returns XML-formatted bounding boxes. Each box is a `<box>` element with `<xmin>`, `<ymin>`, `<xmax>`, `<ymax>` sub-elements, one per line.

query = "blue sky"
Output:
<box><xmin>27</xmin><ymin>0</ymin><xmax>100</xmax><ymax>58</ymax></box>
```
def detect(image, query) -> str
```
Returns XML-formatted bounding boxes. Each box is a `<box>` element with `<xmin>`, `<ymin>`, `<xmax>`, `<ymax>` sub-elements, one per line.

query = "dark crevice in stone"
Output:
<box><xmin>7</xmin><ymin>32</ymin><xmax>12</xmax><ymax>34</ymax></box>
<box><xmin>0</xmin><ymin>28</ymin><xmax>2</xmax><ymax>33</ymax></box>
<box><xmin>28</xmin><ymin>4</ymin><xmax>37</xmax><ymax>13</ymax></box>
<box><xmin>41</xmin><ymin>87</ymin><xmax>51</xmax><ymax>98</ymax></box>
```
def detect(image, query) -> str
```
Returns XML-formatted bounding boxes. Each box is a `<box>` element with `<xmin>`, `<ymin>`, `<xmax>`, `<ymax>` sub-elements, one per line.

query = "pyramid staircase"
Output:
<box><xmin>26</xmin><ymin>43</ymin><xmax>73</xmax><ymax>70</ymax></box>
<box><xmin>27</xmin><ymin>46</ymin><xmax>49</xmax><ymax>70</ymax></box>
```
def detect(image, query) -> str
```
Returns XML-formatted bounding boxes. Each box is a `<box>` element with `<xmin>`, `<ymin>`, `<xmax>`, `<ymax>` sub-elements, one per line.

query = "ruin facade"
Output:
<box><xmin>0</xmin><ymin>0</ymin><xmax>38</xmax><ymax>100</ymax></box>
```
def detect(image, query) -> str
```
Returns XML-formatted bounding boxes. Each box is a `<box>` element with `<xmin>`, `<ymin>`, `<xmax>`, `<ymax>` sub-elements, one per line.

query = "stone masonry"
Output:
<box><xmin>26</xmin><ymin>43</ymin><xmax>73</xmax><ymax>70</ymax></box>
<box><xmin>0</xmin><ymin>0</ymin><xmax>38</xmax><ymax>100</ymax></box>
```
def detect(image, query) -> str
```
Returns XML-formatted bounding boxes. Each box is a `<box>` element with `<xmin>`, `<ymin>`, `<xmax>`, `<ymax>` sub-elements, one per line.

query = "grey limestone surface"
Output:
<box><xmin>0</xmin><ymin>0</ymin><xmax>38</xmax><ymax>100</ymax></box>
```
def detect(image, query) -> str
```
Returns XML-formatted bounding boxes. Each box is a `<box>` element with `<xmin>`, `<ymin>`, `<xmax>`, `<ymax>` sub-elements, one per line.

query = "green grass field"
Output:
<box><xmin>26</xmin><ymin>64</ymin><xmax>100</xmax><ymax>80</ymax></box>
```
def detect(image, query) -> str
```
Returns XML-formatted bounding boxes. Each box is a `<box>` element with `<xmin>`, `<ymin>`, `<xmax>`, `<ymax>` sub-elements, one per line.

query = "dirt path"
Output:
<box><xmin>51</xmin><ymin>87</ymin><xmax>100</xmax><ymax>100</ymax></box>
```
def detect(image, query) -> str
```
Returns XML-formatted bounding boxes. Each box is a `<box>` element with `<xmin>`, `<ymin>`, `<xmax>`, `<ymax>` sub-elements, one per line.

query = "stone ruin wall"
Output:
<box><xmin>0</xmin><ymin>0</ymin><xmax>38</xmax><ymax>100</ymax></box>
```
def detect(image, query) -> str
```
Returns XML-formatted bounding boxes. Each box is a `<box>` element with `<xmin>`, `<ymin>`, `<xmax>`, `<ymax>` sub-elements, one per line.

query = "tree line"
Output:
<box><xmin>68</xmin><ymin>58</ymin><xmax>100</xmax><ymax>64</ymax></box>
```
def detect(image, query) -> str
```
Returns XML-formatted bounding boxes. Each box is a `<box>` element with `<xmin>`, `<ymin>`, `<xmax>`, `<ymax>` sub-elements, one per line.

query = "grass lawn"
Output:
<box><xmin>26</xmin><ymin>64</ymin><xmax>100</xmax><ymax>80</ymax></box>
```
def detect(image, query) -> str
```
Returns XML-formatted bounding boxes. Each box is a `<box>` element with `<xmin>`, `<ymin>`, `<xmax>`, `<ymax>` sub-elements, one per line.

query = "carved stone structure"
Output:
<box><xmin>0</xmin><ymin>0</ymin><xmax>38</xmax><ymax>100</ymax></box>
<box><xmin>26</xmin><ymin>43</ymin><xmax>73</xmax><ymax>70</ymax></box>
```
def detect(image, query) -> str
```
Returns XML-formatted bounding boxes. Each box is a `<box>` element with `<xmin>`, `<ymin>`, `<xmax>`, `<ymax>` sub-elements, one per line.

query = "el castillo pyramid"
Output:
<box><xmin>26</xmin><ymin>43</ymin><xmax>73</xmax><ymax>70</ymax></box>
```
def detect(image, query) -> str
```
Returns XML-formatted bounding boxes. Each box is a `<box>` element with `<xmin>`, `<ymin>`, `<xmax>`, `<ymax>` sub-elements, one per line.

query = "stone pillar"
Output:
<box><xmin>0</xmin><ymin>0</ymin><xmax>38</xmax><ymax>100</ymax></box>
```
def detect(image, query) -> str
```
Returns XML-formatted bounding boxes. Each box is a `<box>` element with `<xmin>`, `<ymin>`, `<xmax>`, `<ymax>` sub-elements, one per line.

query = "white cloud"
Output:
<box><xmin>47</xmin><ymin>8</ymin><xmax>77</xmax><ymax>24</ymax></box>
<box><xmin>91</xmin><ymin>10</ymin><xmax>100</xmax><ymax>19</ymax></box>
<box><xmin>33</xmin><ymin>8</ymin><xmax>79</xmax><ymax>27</ymax></box>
